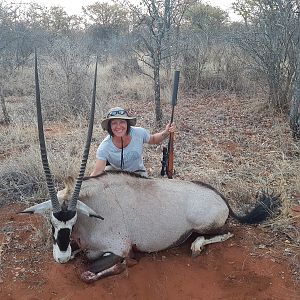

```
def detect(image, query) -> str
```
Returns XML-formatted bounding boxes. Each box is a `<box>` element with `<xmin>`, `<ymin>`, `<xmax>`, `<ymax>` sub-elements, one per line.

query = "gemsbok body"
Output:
<box><xmin>21</xmin><ymin>53</ymin><xmax>280</xmax><ymax>283</ymax></box>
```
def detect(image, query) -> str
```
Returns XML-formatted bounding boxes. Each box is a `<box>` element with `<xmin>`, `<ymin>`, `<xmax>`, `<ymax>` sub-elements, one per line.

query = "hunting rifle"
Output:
<box><xmin>161</xmin><ymin>70</ymin><xmax>180</xmax><ymax>179</ymax></box>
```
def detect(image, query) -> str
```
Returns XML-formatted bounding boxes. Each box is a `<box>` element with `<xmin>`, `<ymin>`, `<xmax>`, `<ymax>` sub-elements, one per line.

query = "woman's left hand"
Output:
<box><xmin>165</xmin><ymin>122</ymin><xmax>176</xmax><ymax>133</ymax></box>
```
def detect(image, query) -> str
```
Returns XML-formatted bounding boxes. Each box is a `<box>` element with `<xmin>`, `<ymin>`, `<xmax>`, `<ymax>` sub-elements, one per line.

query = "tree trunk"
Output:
<box><xmin>164</xmin><ymin>0</ymin><xmax>171</xmax><ymax>77</ymax></box>
<box><xmin>153</xmin><ymin>60</ymin><xmax>162</xmax><ymax>124</ymax></box>
<box><xmin>268</xmin><ymin>73</ymin><xmax>287</xmax><ymax>111</ymax></box>
<box><xmin>0</xmin><ymin>85</ymin><xmax>10</xmax><ymax>125</ymax></box>
<box><xmin>290</xmin><ymin>75</ymin><xmax>300</xmax><ymax>140</ymax></box>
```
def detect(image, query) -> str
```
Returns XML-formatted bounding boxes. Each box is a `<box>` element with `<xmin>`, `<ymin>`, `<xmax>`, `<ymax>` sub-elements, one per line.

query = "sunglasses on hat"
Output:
<box><xmin>107</xmin><ymin>110</ymin><xmax>128</xmax><ymax>118</ymax></box>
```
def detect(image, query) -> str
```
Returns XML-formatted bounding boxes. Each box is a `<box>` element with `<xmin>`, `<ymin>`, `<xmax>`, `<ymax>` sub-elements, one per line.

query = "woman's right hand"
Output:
<box><xmin>90</xmin><ymin>159</ymin><xmax>106</xmax><ymax>176</ymax></box>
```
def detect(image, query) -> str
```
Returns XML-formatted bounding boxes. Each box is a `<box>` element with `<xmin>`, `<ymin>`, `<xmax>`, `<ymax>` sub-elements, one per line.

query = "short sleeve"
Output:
<box><xmin>133</xmin><ymin>127</ymin><xmax>151</xmax><ymax>143</ymax></box>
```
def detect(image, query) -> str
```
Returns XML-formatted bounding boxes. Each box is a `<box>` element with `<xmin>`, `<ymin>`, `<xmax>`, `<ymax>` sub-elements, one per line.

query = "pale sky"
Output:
<box><xmin>20</xmin><ymin>0</ymin><xmax>239</xmax><ymax>20</ymax></box>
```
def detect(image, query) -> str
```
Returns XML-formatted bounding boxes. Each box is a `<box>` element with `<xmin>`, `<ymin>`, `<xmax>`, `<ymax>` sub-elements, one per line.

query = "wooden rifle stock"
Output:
<box><xmin>160</xmin><ymin>146</ymin><xmax>168</xmax><ymax>176</ymax></box>
<box><xmin>166</xmin><ymin>70</ymin><xmax>180</xmax><ymax>179</ymax></box>
<box><xmin>166</xmin><ymin>132</ymin><xmax>174</xmax><ymax>178</ymax></box>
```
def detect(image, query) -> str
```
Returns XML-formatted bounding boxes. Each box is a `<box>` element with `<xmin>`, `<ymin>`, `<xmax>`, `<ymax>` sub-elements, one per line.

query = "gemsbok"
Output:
<box><xmin>21</xmin><ymin>53</ymin><xmax>280</xmax><ymax>283</ymax></box>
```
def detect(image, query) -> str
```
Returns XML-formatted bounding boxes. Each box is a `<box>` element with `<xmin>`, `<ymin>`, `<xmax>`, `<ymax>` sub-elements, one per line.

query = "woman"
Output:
<box><xmin>90</xmin><ymin>107</ymin><xmax>175</xmax><ymax>177</ymax></box>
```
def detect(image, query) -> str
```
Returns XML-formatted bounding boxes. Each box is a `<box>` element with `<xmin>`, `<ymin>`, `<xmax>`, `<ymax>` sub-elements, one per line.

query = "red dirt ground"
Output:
<box><xmin>1</xmin><ymin>93</ymin><xmax>299</xmax><ymax>299</ymax></box>
<box><xmin>0</xmin><ymin>202</ymin><xmax>299</xmax><ymax>300</ymax></box>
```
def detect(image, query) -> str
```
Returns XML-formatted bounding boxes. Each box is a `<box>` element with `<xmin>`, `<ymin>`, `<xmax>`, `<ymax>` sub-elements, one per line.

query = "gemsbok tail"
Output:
<box><xmin>228</xmin><ymin>191</ymin><xmax>281</xmax><ymax>224</ymax></box>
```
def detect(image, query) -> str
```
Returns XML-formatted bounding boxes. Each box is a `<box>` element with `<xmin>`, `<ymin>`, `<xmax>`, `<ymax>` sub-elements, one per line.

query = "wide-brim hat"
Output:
<box><xmin>101</xmin><ymin>107</ymin><xmax>137</xmax><ymax>131</ymax></box>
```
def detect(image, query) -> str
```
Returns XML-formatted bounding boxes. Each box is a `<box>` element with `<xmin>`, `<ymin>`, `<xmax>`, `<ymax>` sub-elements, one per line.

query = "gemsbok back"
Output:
<box><xmin>21</xmin><ymin>53</ymin><xmax>280</xmax><ymax>283</ymax></box>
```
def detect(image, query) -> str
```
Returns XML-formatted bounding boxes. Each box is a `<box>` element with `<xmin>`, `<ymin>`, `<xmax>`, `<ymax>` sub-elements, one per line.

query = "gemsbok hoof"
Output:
<box><xmin>81</xmin><ymin>271</ymin><xmax>98</xmax><ymax>283</ymax></box>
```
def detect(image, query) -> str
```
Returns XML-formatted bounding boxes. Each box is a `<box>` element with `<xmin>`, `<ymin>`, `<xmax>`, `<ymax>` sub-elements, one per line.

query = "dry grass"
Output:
<box><xmin>0</xmin><ymin>118</ymin><xmax>103</xmax><ymax>204</ymax></box>
<box><xmin>0</xmin><ymin>62</ymin><xmax>299</xmax><ymax>272</ymax></box>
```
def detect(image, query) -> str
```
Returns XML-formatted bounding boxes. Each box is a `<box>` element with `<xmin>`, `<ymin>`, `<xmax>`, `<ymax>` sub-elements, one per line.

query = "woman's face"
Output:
<box><xmin>110</xmin><ymin>119</ymin><xmax>128</xmax><ymax>137</ymax></box>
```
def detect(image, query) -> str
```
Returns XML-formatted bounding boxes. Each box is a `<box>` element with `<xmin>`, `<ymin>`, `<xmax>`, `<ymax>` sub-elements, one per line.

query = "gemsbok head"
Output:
<box><xmin>21</xmin><ymin>52</ymin><xmax>103</xmax><ymax>263</ymax></box>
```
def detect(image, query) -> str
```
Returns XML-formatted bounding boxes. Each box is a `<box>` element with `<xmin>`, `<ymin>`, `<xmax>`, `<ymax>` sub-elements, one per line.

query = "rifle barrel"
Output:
<box><xmin>170</xmin><ymin>71</ymin><xmax>180</xmax><ymax>123</ymax></box>
<box><xmin>166</xmin><ymin>70</ymin><xmax>180</xmax><ymax>179</ymax></box>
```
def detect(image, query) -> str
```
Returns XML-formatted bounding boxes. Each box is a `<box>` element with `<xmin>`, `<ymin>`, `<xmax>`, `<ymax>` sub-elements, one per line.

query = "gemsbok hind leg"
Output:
<box><xmin>191</xmin><ymin>232</ymin><xmax>234</xmax><ymax>257</ymax></box>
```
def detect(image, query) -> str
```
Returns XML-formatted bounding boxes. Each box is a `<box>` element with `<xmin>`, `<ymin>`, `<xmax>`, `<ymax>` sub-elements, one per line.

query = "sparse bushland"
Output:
<box><xmin>0</xmin><ymin>55</ymin><xmax>299</xmax><ymax>283</ymax></box>
<box><xmin>1</xmin><ymin>58</ymin><xmax>299</xmax><ymax>204</ymax></box>
<box><xmin>0</xmin><ymin>0</ymin><xmax>298</xmax><ymax>288</ymax></box>
<box><xmin>0</xmin><ymin>0</ymin><xmax>298</xmax><ymax>280</ymax></box>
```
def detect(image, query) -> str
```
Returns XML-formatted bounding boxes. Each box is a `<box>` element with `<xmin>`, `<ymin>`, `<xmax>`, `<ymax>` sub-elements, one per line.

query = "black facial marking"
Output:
<box><xmin>56</xmin><ymin>228</ymin><xmax>71</xmax><ymax>251</ymax></box>
<box><xmin>53</xmin><ymin>210</ymin><xmax>76</xmax><ymax>222</ymax></box>
<box><xmin>52</xmin><ymin>210</ymin><xmax>76</xmax><ymax>250</ymax></box>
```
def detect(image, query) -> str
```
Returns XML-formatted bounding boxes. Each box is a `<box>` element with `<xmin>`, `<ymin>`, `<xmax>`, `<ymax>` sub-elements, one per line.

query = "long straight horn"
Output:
<box><xmin>35</xmin><ymin>50</ymin><xmax>61</xmax><ymax>213</ymax></box>
<box><xmin>68</xmin><ymin>60</ymin><xmax>98</xmax><ymax>211</ymax></box>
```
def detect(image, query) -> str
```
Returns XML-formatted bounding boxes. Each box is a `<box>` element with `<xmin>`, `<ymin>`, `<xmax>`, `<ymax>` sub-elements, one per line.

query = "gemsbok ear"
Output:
<box><xmin>77</xmin><ymin>200</ymin><xmax>104</xmax><ymax>220</ymax></box>
<box><xmin>19</xmin><ymin>200</ymin><xmax>52</xmax><ymax>214</ymax></box>
<box><xmin>19</xmin><ymin>199</ymin><xmax>103</xmax><ymax>220</ymax></box>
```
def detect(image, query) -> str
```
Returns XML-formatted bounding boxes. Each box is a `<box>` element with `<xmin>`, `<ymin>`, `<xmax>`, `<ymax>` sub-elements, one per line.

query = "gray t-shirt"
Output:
<box><xmin>96</xmin><ymin>126</ymin><xmax>151</xmax><ymax>172</ymax></box>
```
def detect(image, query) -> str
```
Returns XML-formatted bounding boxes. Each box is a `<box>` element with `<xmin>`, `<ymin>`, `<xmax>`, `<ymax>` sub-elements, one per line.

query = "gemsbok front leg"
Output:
<box><xmin>81</xmin><ymin>252</ymin><xmax>126</xmax><ymax>283</ymax></box>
